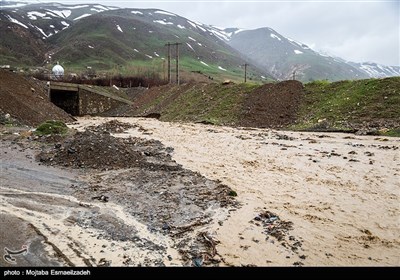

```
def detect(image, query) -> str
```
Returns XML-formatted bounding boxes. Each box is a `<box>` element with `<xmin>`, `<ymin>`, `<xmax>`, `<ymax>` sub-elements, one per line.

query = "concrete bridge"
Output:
<box><xmin>48</xmin><ymin>82</ymin><xmax>133</xmax><ymax>116</ymax></box>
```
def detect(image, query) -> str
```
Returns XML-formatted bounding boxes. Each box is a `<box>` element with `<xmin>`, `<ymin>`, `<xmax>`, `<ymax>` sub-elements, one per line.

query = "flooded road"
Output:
<box><xmin>1</xmin><ymin>117</ymin><xmax>399</xmax><ymax>266</ymax></box>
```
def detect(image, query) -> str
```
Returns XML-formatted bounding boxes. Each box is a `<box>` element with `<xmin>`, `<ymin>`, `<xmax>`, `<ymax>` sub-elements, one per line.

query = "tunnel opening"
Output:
<box><xmin>50</xmin><ymin>89</ymin><xmax>79</xmax><ymax>116</ymax></box>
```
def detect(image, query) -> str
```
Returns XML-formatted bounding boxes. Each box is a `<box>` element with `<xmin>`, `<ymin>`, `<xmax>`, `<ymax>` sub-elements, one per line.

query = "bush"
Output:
<box><xmin>35</xmin><ymin>120</ymin><xmax>68</xmax><ymax>135</ymax></box>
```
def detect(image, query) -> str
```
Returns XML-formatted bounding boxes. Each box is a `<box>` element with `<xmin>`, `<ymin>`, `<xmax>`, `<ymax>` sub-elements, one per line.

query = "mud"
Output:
<box><xmin>1</xmin><ymin>120</ymin><xmax>237</xmax><ymax>267</ymax></box>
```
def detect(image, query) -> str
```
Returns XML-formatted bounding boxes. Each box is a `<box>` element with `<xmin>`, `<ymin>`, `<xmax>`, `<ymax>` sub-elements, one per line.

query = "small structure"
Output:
<box><xmin>52</xmin><ymin>62</ymin><xmax>64</xmax><ymax>80</ymax></box>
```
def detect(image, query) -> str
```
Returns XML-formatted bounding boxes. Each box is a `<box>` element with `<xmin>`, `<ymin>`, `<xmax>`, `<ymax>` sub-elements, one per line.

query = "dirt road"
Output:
<box><xmin>1</xmin><ymin>117</ymin><xmax>399</xmax><ymax>266</ymax></box>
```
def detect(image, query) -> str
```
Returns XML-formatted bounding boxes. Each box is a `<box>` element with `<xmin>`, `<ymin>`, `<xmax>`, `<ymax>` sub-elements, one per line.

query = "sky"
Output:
<box><xmin>7</xmin><ymin>0</ymin><xmax>400</xmax><ymax>66</ymax></box>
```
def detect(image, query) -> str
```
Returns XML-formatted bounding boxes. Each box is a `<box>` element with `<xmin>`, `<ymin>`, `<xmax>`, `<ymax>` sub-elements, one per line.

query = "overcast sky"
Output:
<box><xmin>11</xmin><ymin>0</ymin><xmax>400</xmax><ymax>66</ymax></box>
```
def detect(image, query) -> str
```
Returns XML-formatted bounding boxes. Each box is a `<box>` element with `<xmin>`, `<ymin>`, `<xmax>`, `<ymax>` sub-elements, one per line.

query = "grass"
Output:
<box><xmin>34</xmin><ymin>120</ymin><xmax>68</xmax><ymax>136</ymax></box>
<box><xmin>160</xmin><ymin>83</ymin><xmax>257</xmax><ymax>125</ymax></box>
<box><xmin>291</xmin><ymin>77</ymin><xmax>400</xmax><ymax>132</ymax></box>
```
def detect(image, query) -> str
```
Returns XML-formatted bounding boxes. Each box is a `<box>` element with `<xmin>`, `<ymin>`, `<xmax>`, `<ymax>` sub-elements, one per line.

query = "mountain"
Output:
<box><xmin>0</xmin><ymin>1</ymin><xmax>398</xmax><ymax>82</ymax></box>
<box><xmin>223</xmin><ymin>27</ymin><xmax>368</xmax><ymax>82</ymax></box>
<box><xmin>210</xmin><ymin>26</ymin><xmax>400</xmax><ymax>82</ymax></box>
<box><xmin>349</xmin><ymin>62</ymin><xmax>400</xmax><ymax>78</ymax></box>
<box><xmin>0</xmin><ymin>2</ymin><xmax>118</xmax><ymax>65</ymax></box>
<box><xmin>0</xmin><ymin>2</ymin><xmax>272</xmax><ymax>82</ymax></box>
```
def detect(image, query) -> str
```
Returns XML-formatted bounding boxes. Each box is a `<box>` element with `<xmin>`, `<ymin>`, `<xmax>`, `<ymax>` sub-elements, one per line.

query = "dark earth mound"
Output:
<box><xmin>0</xmin><ymin>70</ymin><xmax>74</xmax><ymax>126</ymax></box>
<box><xmin>240</xmin><ymin>80</ymin><xmax>304</xmax><ymax>128</ymax></box>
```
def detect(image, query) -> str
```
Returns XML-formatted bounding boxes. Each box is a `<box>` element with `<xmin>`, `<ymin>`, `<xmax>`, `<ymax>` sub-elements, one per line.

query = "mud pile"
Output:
<box><xmin>240</xmin><ymin>80</ymin><xmax>304</xmax><ymax>128</ymax></box>
<box><xmin>0</xmin><ymin>70</ymin><xmax>74</xmax><ymax>126</ymax></box>
<box><xmin>35</xmin><ymin>121</ymin><xmax>238</xmax><ymax>265</ymax></box>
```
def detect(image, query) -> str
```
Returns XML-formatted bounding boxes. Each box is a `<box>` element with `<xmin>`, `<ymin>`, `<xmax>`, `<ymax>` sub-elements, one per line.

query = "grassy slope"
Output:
<box><xmin>131</xmin><ymin>77</ymin><xmax>399</xmax><ymax>135</ymax></box>
<box><xmin>292</xmin><ymin>77</ymin><xmax>400</xmax><ymax>135</ymax></box>
<box><xmin>134</xmin><ymin>82</ymin><xmax>258</xmax><ymax>125</ymax></box>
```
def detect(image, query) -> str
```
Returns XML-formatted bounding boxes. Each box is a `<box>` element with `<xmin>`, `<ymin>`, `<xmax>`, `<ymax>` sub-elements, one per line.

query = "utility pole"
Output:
<box><xmin>162</xmin><ymin>60</ymin><xmax>166</xmax><ymax>81</ymax></box>
<box><xmin>165</xmin><ymin>42</ymin><xmax>171</xmax><ymax>83</ymax></box>
<box><xmin>165</xmin><ymin>42</ymin><xmax>182</xmax><ymax>84</ymax></box>
<box><xmin>293</xmin><ymin>70</ymin><xmax>296</xmax><ymax>80</ymax></box>
<box><xmin>243</xmin><ymin>63</ymin><xmax>248</xmax><ymax>83</ymax></box>
<box><xmin>174</xmin><ymin>43</ymin><xmax>182</xmax><ymax>85</ymax></box>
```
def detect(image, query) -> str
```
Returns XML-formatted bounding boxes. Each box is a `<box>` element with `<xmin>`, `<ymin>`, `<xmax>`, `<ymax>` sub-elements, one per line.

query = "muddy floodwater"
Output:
<box><xmin>1</xmin><ymin>117</ymin><xmax>399</xmax><ymax>266</ymax></box>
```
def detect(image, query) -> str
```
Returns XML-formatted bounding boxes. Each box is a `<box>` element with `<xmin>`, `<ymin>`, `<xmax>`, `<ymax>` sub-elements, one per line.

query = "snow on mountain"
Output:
<box><xmin>270</xmin><ymin>33</ymin><xmax>281</xmax><ymax>41</ymax></box>
<box><xmin>352</xmin><ymin>62</ymin><xmax>400</xmax><ymax>78</ymax></box>
<box><xmin>4</xmin><ymin>14</ymin><xmax>28</xmax><ymax>28</ymax></box>
<box><xmin>154</xmin><ymin>10</ymin><xmax>176</xmax><ymax>16</ymax></box>
<box><xmin>1</xmin><ymin>3</ymin><xmax>397</xmax><ymax>80</ymax></box>
<box><xmin>1</xmin><ymin>1</ymin><xmax>119</xmax><ymax>41</ymax></box>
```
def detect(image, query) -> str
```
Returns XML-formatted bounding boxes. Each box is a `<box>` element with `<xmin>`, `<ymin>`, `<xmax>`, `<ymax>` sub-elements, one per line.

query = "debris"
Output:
<box><xmin>92</xmin><ymin>195</ymin><xmax>109</xmax><ymax>202</ymax></box>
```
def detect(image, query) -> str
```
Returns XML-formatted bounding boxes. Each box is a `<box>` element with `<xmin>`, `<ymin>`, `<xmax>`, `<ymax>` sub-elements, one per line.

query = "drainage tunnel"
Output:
<box><xmin>48</xmin><ymin>82</ymin><xmax>80</xmax><ymax>116</ymax></box>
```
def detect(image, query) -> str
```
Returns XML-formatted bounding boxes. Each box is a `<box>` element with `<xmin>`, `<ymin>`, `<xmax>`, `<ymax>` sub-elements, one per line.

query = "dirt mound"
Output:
<box><xmin>34</xmin><ymin>121</ymin><xmax>238</xmax><ymax>265</ymax></box>
<box><xmin>240</xmin><ymin>80</ymin><xmax>305</xmax><ymax>128</ymax></box>
<box><xmin>37</xmin><ymin>128</ymin><xmax>176</xmax><ymax>171</ymax></box>
<box><xmin>0</xmin><ymin>70</ymin><xmax>74</xmax><ymax>126</ymax></box>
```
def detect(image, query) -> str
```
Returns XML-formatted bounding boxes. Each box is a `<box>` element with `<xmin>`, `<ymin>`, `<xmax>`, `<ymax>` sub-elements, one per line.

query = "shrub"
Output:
<box><xmin>35</xmin><ymin>120</ymin><xmax>68</xmax><ymax>135</ymax></box>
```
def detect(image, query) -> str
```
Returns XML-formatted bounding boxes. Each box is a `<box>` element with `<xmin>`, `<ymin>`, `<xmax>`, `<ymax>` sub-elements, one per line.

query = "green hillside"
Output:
<box><xmin>47</xmin><ymin>9</ymin><xmax>271</xmax><ymax>83</ymax></box>
<box><xmin>120</xmin><ymin>77</ymin><xmax>399</xmax><ymax>136</ymax></box>
<box><xmin>293</xmin><ymin>77</ymin><xmax>400</xmax><ymax>135</ymax></box>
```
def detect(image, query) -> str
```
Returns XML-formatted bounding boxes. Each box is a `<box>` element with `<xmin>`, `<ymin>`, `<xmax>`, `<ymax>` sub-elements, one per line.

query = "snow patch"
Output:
<box><xmin>68</xmin><ymin>5</ymin><xmax>89</xmax><ymax>9</ymax></box>
<box><xmin>116</xmin><ymin>24</ymin><xmax>123</xmax><ymax>32</ymax></box>
<box><xmin>88</xmin><ymin>45</ymin><xmax>94</xmax><ymax>49</ymax></box>
<box><xmin>294</xmin><ymin>50</ymin><xmax>303</xmax><ymax>54</ymax></box>
<box><xmin>61</xmin><ymin>21</ymin><xmax>70</xmax><ymax>29</ymax></box>
<box><xmin>177</xmin><ymin>25</ymin><xmax>185</xmax><ymax>29</ymax></box>
<box><xmin>153</xmin><ymin>20</ymin><xmax>173</xmax><ymax>25</ymax></box>
<box><xmin>94</xmin><ymin>5</ymin><xmax>109</xmax><ymax>10</ymax></box>
<box><xmin>145</xmin><ymin>54</ymin><xmax>153</xmax><ymax>59</ymax></box>
<box><xmin>154</xmin><ymin>52</ymin><xmax>160</xmax><ymax>57</ymax></box>
<box><xmin>50</xmin><ymin>25</ymin><xmax>55</xmax><ymax>28</ymax></box>
<box><xmin>218</xmin><ymin>66</ymin><xmax>227</xmax><ymax>71</ymax></box>
<box><xmin>193</xmin><ymin>21</ymin><xmax>206</xmax><ymax>32</ymax></box>
<box><xmin>46</xmin><ymin>9</ymin><xmax>71</xmax><ymax>19</ymax></box>
<box><xmin>209</xmin><ymin>27</ymin><xmax>245</xmax><ymax>41</ymax></box>
<box><xmin>186</xmin><ymin>43</ymin><xmax>195</xmax><ymax>52</ymax></box>
<box><xmin>131</xmin><ymin>11</ymin><xmax>143</xmax><ymax>15</ymax></box>
<box><xmin>200</xmin><ymin>61</ymin><xmax>209</xmax><ymax>67</ymax></box>
<box><xmin>270</xmin><ymin>33</ymin><xmax>281</xmax><ymax>41</ymax></box>
<box><xmin>197</xmin><ymin>43</ymin><xmax>203</xmax><ymax>46</ymax></box>
<box><xmin>5</xmin><ymin>15</ymin><xmax>28</xmax><ymax>29</ymax></box>
<box><xmin>27</xmin><ymin>11</ymin><xmax>47</xmax><ymax>20</ymax></box>
<box><xmin>34</xmin><ymin>26</ymin><xmax>49</xmax><ymax>38</ymax></box>
<box><xmin>208</xmin><ymin>29</ymin><xmax>230</xmax><ymax>41</ymax></box>
<box><xmin>74</xmin><ymin>14</ymin><xmax>91</xmax><ymax>20</ymax></box>
<box><xmin>188</xmin><ymin>37</ymin><xmax>196</xmax><ymax>42</ymax></box>
<box><xmin>261</xmin><ymin>76</ymin><xmax>266</xmax><ymax>79</ymax></box>
<box><xmin>134</xmin><ymin>49</ymin><xmax>139</xmax><ymax>53</ymax></box>
<box><xmin>187</xmin><ymin>20</ymin><xmax>197</xmax><ymax>29</ymax></box>
<box><xmin>155</xmin><ymin>11</ymin><xmax>176</xmax><ymax>16</ymax></box>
